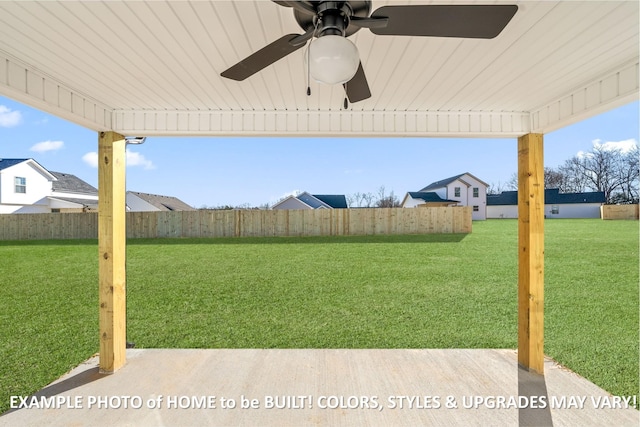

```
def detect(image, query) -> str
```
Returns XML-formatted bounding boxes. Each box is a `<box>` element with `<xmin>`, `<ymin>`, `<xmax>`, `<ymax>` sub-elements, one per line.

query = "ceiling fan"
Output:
<box><xmin>221</xmin><ymin>1</ymin><xmax>518</xmax><ymax>104</ymax></box>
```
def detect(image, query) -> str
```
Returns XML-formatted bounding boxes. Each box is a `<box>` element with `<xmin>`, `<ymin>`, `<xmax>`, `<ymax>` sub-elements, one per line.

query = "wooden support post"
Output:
<box><xmin>518</xmin><ymin>133</ymin><xmax>545</xmax><ymax>374</ymax></box>
<box><xmin>98</xmin><ymin>131</ymin><xmax>127</xmax><ymax>373</ymax></box>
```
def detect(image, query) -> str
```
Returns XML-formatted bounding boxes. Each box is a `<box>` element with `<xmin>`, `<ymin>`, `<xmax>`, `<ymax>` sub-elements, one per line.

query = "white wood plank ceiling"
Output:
<box><xmin>0</xmin><ymin>0</ymin><xmax>637</xmax><ymax>137</ymax></box>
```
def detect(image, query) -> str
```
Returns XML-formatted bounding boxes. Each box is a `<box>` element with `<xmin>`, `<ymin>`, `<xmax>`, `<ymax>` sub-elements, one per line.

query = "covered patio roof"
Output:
<box><xmin>0</xmin><ymin>0</ymin><xmax>637</xmax><ymax>137</ymax></box>
<box><xmin>0</xmin><ymin>0</ymin><xmax>637</xmax><ymax>393</ymax></box>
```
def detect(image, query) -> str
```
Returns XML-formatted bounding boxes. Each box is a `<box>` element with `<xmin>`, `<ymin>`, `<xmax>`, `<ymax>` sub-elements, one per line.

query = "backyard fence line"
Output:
<box><xmin>0</xmin><ymin>206</ymin><xmax>472</xmax><ymax>241</ymax></box>
<box><xmin>600</xmin><ymin>204</ymin><xmax>640</xmax><ymax>220</ymax></box>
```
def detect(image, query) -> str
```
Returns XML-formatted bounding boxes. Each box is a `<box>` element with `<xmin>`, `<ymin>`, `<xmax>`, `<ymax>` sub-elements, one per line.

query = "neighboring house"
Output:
<box><xmin>272</xmin><ymin>192</ymin><xmax>348</xmax><ymax>210</ymax></box>
<box><xmin>402</xmin><ymin>173</ymin><xmax>488</xmax><ymax>220</ymax></box>
<box><xmin>126</xmin><ymin>191</ymin><xmax>195</xmax><ymax>212</ymax></box>
<box><xmin>400</xmin><ymin>192</ymin><xmax>459</xmax><ymax>207</ymax></box>
<box><xmin>49</xmin><ymin>171</ymin><xmax>99</xmax><ymax>212</ymax></box>
<box><xmin>487</xmin><ymin>189</ymin><xmax>606</xmax><ymax>219</ymax></box>
<box><xmin>0</xmin><ymin>158</ymin><xmax>54</xmax><ymax>213</ymax></box>
<box><xmin>0</xmin><ymin>158</ymin><xmax>98</xmax><ymax>213</ymax></box>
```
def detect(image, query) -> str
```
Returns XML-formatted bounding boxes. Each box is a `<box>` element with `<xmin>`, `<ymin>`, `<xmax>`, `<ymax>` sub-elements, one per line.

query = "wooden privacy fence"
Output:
<box><xmin>0</xmin><ymin>206</ymin><xmax>472</xmax><ymax>240</ymax></box>
<box><xmin>601</xmin><ymin>204</ymin><xmax>640</xmax><ymax>220</ymax></box>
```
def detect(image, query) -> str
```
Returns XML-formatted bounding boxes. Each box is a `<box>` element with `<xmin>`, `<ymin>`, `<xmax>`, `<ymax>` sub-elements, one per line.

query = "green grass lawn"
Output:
<box><xmin>0</xmin><ymin>219</ymin><xmax>637</xmax><ymax>414</ymax></box>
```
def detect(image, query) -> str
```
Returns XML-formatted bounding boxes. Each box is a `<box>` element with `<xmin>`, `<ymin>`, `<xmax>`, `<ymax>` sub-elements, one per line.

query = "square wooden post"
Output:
<box><xmin>518</xmin><ymin>133</ymin><xmax>545</xmax><ymax>374</ymax></box>
<box><xmin>98</xmin><ymin>131</ymin><xmax>127</xmax><ymax>373</ymax></box>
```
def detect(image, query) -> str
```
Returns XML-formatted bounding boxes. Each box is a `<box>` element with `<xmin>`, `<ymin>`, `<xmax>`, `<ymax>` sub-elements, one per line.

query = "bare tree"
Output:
<box><xmin>613</xmin><ymin>145</ymin><xmax>639</xmax><ymax>204</ymax></box>
<box><xmin>487</xmin><ymin>181</ymin><xmax>507</xmax><ymax>195</ymax></box>
<box><xmin>361</xmin><ymin>192</ymin><xmax>375</xmax><ymax>207</ymax></box>
<box><xmin>349</xmin><ymin>186</ymin><xmax>400</xmax><ymax>207</ymax></box>
<box><xmin>375</xmin><ymin>186</ymin><xmax>401</xmax><ymax>207</ymax></box>
<box><xmin>506</xmin><ymin>172</ymin><xmax>518</xmax><ymax>191</ymax></box>
<box><xmin>544</xmin><ymin>167</ymin><xmax>565</xmax><ymax>189</ymax></box>
<box><xmin>348</xmin><ymin>191</ymin><xmax>376</xmax><ymax>207</ymax></box>
<box><xmin>565</xmin><ymin>145</ymin><xmax>622</xmax><ymax>202</ymax></box>
<box><xmin>499</xmin><ymin>141</ymin><xmax>638</xmax><ymax>203</ymax></box>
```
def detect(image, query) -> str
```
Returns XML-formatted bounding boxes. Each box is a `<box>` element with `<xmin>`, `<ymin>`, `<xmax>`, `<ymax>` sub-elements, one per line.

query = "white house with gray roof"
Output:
<box><xmin>402</xmin><ymin>172</ymin><xmax>488</xmax><ymax>220</ymax></box>
<box><xmin>1</xmin><ymin>158</ymin><xmax>195</xmax><ymax>214</ymax></box>
<box><xmin>0</xmin><ymin>158</ymin><xmax>98</xmax><ymax>213</ymax></box>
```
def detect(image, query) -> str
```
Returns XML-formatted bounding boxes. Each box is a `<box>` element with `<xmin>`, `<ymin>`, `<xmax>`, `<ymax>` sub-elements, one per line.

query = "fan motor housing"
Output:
<box><xmin>294</xmin><ymin>1</ymin><xmax>372</xmax><ymax>37</ymax></box>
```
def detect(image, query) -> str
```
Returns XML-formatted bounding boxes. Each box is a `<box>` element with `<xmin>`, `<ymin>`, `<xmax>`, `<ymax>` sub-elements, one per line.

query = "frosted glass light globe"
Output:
<box><xmin>308</xmin><ymin>35</ymin><xmax>360</xmax><ymax>85</ymax></box>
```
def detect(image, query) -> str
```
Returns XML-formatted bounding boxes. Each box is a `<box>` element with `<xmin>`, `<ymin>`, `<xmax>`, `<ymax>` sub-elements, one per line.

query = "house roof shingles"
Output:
<box><xmin>312</xmin><ymin>194</ymin><xmax>348</xmax><ymax>209</ymax></box>
<box><xmin>0</xmin><ymin>158</ymin><xmax>29</xmax><ymax>171</ymax></box>
<box><xmin>487</xmin><ymin>189</ymin><xmax>606</xmax><ymax>206</ymax></box>
<box><xmin>50</xmin><ymin>171</ymin><xmax>97</xmax><ymax>195</ymax></box>
<box><xmin>296</xmin><ymin>193</ymin><xmax>328</xmax><ymax>209</ymax></box>
<box><xmin>420</xmin><ymin>173</ymin><xmax>467</xmax><ymax>192</ymax></box>
<box><xmin>129</xmin><ymin>191</ymin><xmax>195</xmax><ymax>211</ymax></box>
<box><xmin>407</xmin><ymin>192</ymin><xmax>459</xmax><ymax>204</ymax></box>
<box><xmin>419</xmin><ymin>172</ymin><xmax>489</xmax><ymax>192</ymax></box>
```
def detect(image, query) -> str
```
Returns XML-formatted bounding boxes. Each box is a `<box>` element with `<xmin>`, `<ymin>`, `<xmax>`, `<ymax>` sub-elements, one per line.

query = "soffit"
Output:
<box><xmin>0</xmin><ymin>0</ymin><xmax>637</xmax><ymax>137</ymax></box>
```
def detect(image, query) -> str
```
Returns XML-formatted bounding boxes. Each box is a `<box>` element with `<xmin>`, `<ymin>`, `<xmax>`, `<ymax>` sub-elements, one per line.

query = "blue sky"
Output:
<box><xmin>1</xmin><ymin>95</ymin><xmax>638</xmax><ymax>208</ymax></box>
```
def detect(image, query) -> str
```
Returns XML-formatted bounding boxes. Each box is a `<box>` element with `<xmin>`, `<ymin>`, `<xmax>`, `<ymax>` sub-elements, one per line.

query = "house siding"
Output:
<box><xmin>126</xmin><ymin>194</ymin><xmax>160</xmax><ymax>212</ymax></box>
<box><xmin>403</xmin><ymin>196</ymin><xmax>424</xmax><ymax>208</ymax></box>
<box><xmin>487</xmin><ymin>189</ymin><xmax>605</xmax><ymax>219</ymax></box>
<box><xmin>0</xmin><ymin>163</ymin><xmax>53</xmax><ymax>213</ymax></box>
<box><xmin>448</xmin><ymin>176</ymin><xmax>487</xmax><ymax>220</ymax></box>
<box><xmin>487</xmin><ymin>205</ymin><xmax>518</xmax><ymax>219</ymax></box>
<box><xmin>406</xmin><ymin>173</ymin><xmax>487</xmax><ymax>220</ymax></box>
<box><xmin>272</xmin><ymin>197</ymin><xmax>312</xmax><ymax>210</ymax></box>
<box><xmin>544</xmin><ymin>203</ymin><xmax>603</xmax><ymax>219</ymax></box>
<box><xmin>487</xmin><ymin>203</ymin><xmax>603</xmax><ymax>219</ymax></box>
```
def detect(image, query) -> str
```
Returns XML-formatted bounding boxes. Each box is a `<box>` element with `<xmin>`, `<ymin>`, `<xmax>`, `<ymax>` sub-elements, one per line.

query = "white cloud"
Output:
<box><xmin>30</xmin><ymin>140</ymin><xmax>64</xmax><ymax>153</ymax></box>
<box><xmin>81</xmin><ymin>149</ymin><xmax>155</xmax><ymax>170</ymax></box>
<box><xmin>82</xmin><ymin>152</ymin><xmax>99</xmax><ymax>168</ymax></box>
<box><xmin>0</xmin><ymin>105</ymin><xmax>22</xmax><ymax>127</ymax></box>
<box><xmin>126</xmin><ymin>149</ymin><xmax>155</xmax><ymax>169</ymax></box>
<box><xmin>592</xmin><ymin>138</ymin><xmax>638</xmax><ymax>154</ymax></box>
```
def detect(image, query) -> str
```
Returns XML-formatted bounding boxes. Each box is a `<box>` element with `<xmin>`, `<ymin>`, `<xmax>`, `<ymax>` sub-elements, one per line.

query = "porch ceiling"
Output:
<box><xmin>0</xmin><ymin>0</ymin><xmax>637</xmax><ymax>137</ymax></box>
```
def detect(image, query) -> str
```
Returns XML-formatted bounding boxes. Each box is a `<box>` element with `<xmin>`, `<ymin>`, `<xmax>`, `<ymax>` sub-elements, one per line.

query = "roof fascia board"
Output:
<box><xmin>531</xmin><ymin>59</ymin><xmax>639</xmax><ymax>134</ymax></box>
<box><xmin>0</xmin><ymin>51</ymin><xmax>112</xmax><ymax>132</ymax></box>
<box><xmin>455</xmin><ymin>178</ymin><xmax>471</xmax><ymax>188</ymax></box>
<box><xmin>13</xmin><ymin>159</ymin><xmax>57</xmax><ymax>181</ymax></box>
<box><xmin>461</xmin><ymin>173</ymin><xmax>490</xmax><ymax>187</ymax></box>
<box><xmin>307</xmin><ymin>194</ymin><xmax>332</xmax><ymax>209</ymax></box>
<box><xmin>296</xmin><ymin>192</ymin><xmax>327</xmax><ymax>208</ymax></box>
<box><xmin>47</xmin><ymin>197</ymin><xmax>85</xmax><ymax>207</ymax></box>
<box><xmin>112</xmin><ymin>110</ymin><xmax>531</xmax><ymax>138</ymax></box>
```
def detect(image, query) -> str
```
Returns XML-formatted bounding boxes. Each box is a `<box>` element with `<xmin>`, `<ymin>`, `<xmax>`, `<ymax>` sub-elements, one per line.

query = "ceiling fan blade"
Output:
<box><xmin>343</xmin><ymin>62</ymin><xmax>371</xmax><ymax>103</ymax></box>
<box><xmin>350</xmin><ymin>16</ymin><xmax>389</xmax><ymax>29</ymax></box>
<box><xmin>221</xmin><ymin>34</ymin><xmax>307</xmax><ymax>81</ymax></box>
<box><xmin>370</xmin><ymin>5</ymin><xmax>518</xmax><ymax>39</ymax></box>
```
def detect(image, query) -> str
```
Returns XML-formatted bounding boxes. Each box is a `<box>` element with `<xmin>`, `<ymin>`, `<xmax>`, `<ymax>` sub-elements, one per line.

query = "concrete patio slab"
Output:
<box><xmin>1</xmin><ymin>349</ymin><xmax>637</xmax><ymax>426</ymax></box>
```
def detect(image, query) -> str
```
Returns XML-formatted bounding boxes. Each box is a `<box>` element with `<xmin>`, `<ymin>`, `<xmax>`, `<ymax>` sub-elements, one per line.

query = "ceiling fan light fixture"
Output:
<box><xmin>308</xmin><ymin>35</ymin><xmax>360</xmax><ymax>85</ymax></box>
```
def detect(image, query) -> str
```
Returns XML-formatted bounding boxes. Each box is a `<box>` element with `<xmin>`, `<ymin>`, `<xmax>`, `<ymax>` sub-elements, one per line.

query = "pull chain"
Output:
<box><xmin>305</xmin><ymin>20</ymin><xmax>320</xmax><ymax>97</ymax></box>
<box><xmin>343</xmin><ymin>81</ymin><xmax>349</xmax><ymax>109</ymax></box>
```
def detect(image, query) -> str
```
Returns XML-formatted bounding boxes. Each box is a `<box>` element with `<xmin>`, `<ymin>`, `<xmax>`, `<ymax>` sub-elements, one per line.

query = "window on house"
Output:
<box><xmin>14</xmin><ymin>177</ymin><xmax>26</xmax><ymax>193</ymax></box>
<box><xmin>454</xmin><ymin>187</ymin><xmax>461</xmax><ymax>197</ymax></box>
<box><xmin>551</xmin><ymin>205</ymin><xmax>559</xmax><ymax>214</ymax></box>
<box><xmin>51</xmin><ymin>209</ymin><xmax>61</xmax><ymax>213</ymax></box>
<box><xmin>473</xmin><ymin>205</ymin><xmax>479</xmax><ymax>212</ymax></box>
<box><xmin>473</xmin><ymin>187</ymin><xmax>479</xmax><ymax>198</ymax></box>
